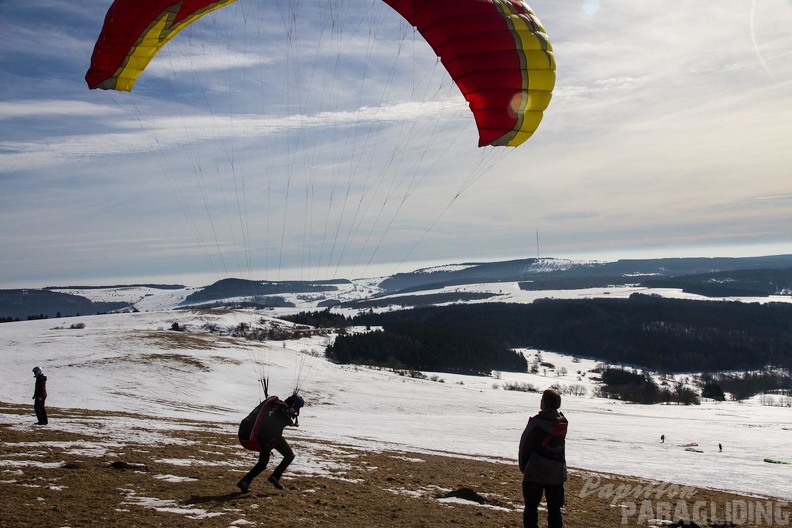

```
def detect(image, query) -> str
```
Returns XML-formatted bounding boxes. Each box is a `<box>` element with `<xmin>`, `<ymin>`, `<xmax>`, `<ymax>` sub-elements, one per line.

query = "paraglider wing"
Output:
<box><xmin>384</xmin><ymin>0</ymin><xmax>555</xmax><ymax>147</ymax></box>
<box><xmin>85</xmin><ymin>0</ymin><xmax>237</xmax><ymax>91</ymax></box>
<box><xmin>86</xmin><ymin>0</ymin><xmax>554</xmax><ymax>146</ymax></box>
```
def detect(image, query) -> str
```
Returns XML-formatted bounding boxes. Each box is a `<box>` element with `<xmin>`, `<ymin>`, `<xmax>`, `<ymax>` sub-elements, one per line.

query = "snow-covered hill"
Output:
<box><xmin>1</xmin><ymin>308</ymin><xmax>790</xmax><ymax>501</ymax></box>
<box><xmin>3</xmin><ymin>254</ymin><xmax>789</xmax><ymax>321</ymax></box>
<box><xmin>48</xmin><ymin>276</ymin><xmax>792</xmax><ymax>318</ymax></box>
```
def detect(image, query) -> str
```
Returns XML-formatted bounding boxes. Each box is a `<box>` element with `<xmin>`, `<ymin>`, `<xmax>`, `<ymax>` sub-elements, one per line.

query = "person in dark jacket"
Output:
<box><xmin>237</xmin><ymin>393</ymin><xmax>304</xmax><ymax>492</ymax></box>
<box><xmin>32</xmin><ymin>366</ymin><xmax>48</xmax><ymax>425</ymax></box>
<box><xmin>519</xmin><ymin>388</ymin><xmax>568</xmax><ymax>528</ymax></box>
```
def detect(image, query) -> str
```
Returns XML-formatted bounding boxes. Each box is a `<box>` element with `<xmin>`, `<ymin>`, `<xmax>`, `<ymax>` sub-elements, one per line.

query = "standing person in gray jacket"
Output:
<box><xmin>518</xmin><ymin>388</ymin><xmax>568</xmax><ymax>528</ymax></box>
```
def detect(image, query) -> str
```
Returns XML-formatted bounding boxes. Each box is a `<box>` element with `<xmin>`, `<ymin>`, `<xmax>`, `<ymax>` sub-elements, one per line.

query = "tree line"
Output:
<box><xmin>326</xmin><ymin>325</ymin><xmax>527</xmax><ymax>376</ymax></box>
<box><xmin>594</xmin><ymin>367</ymin><xmax>700</xmax><ymax>405</ymax></box>
<box><xmin>699</xmin><ymin>370</ymin><xmax>792</xmax><ymax>401</ymax></box>
<box><xmin>340</xmin><ymin>295</ymin><xmax>792</xmax><ymax>374</ymax></box>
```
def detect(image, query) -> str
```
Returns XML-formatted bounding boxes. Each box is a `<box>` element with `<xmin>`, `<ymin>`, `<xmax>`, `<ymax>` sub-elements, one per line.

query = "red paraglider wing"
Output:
<box><xmin>383</xmin><ymin>0</ymin><xmax>555</xmax><ymax>147</ymax></box>
<box><xmin>85</xmin><ymin>0</ymin><xmax>555</xmax><ymax>147</ymax></box>
<box><xmin>85</xmin><ymin>0</ymin><xmax>237</xmax><ymax>91</ymax></box>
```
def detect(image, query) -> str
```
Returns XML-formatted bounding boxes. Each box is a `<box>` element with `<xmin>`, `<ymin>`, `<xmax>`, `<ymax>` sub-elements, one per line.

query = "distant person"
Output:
<box><xmin>32</xmin><ymin>366</ymin><xmax>48</xmax><ymax>425</ymax></box>
<box><xmin>237</xmin><ymin>393</ymin><xmax>304</xmax><ymax>492</ymax></box>
<box><xmin>719</xmin><ymin>443</ymin><xmax>722</xmax><ymax>452</ymax></box>
<box><xmin>661</xmin><ymin>434</ymin><xmax>665</xmax><ymax>443</ymax></box>
<box><xmin>519</xmin><ymin>388</ymin><xmax>568</xmax><ymax>528</ymax></box>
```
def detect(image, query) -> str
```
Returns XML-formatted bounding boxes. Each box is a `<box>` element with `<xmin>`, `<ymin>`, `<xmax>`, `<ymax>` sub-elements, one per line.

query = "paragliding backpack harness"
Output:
<box><xmin>539</xmin><ymin>418</ymin><xmax>567</xmax><ymax>463</ymax></box>
<box><xmin>238</xmin><ymin>396</ymin><xmax>280</xmax><ymax>452</ymax></box>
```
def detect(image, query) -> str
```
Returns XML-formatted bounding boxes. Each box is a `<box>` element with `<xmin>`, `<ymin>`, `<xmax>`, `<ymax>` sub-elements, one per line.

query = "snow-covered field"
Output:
<box><xmin>382</xmin><ymin>280</ymin><xmax>792</xmax><ymax>308</ymax></box>
<box><xmin>2</xmin><ymin>292</ymin><xmax>791</xmax><ymax>501</ymax></box>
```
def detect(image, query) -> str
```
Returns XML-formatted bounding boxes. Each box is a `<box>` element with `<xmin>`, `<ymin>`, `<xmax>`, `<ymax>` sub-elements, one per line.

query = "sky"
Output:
<box><xmin>2</xmin><ymin>0</ymin><xmax>792</xmax><ymax>288</ymax></box>
<box><xmin>1</xmin><ymin>303</ymin><xmax>791</xmax><ymax>501</ymax></box>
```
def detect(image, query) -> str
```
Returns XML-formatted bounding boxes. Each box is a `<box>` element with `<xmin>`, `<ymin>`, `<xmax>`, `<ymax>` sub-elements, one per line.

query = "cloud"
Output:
<box><xmin>144</xmin><ymin>46</ymin><xmax>273</xmax><ymax>77</ymax></box>
<box><xmin>0</xmin><ymin>100</ymin><xmax>120</xmax><ymax>120</ymax></box>
<box><xmin>0</xmin><ymin>95</ymin><xmax>466</xmax><ymax>173</ymax></box>
<box><xmin>582</xmin><ymin>0</ymin><xmax>600</xmax><ymax>16</ymax></box>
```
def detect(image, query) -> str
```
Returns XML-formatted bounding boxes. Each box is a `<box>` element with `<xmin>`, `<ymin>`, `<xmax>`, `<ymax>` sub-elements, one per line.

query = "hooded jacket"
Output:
<box><xmin>33</xmin><ymin>372</ymin><xmax>47</xmax><ymax>400</ymax></box>
<box><xmin>518</xmin><ymin>409</ymin><xmax>568</xmax><ymax>484</ymax></box>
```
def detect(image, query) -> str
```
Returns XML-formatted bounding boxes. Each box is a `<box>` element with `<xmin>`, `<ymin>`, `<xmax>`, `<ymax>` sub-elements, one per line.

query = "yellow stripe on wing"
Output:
<box><xmin>492</xmin><ymin>1</ymin><xmax>555</xmax><ymax>147</ymax></box>
<box><xmin>112</xmin><ymin>0</ymin><xmax>238</xmax><ymax>91</ymax></box>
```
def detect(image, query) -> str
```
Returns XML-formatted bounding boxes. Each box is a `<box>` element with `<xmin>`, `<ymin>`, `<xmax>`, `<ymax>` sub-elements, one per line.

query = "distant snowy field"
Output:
<box><xmin>2</xmin><ymin>283</ymin><xmax>791</xmax><ymax>500</ymax></box>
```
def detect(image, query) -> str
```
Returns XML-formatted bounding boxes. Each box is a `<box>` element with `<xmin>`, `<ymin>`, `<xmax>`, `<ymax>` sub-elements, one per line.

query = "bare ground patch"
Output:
<box><xmin>0</xmin><ymin>402</ymin><xmax>780</xmax><ymax>528</ymax></box>
<box><xmin>130</xmin><ymin>331</ymin><xmax>223</xmax><ymax>351</ymax></box>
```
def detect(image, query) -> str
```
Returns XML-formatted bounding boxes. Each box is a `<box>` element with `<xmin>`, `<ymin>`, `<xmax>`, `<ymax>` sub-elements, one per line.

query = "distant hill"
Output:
<box><xmin>0</xmin><ymin>289</ymin><xmax>131</xmax><ymax>320</ymax></box>
<box><xmin>43</xmin><ymin>283</ymin><xmax>184</xmax><ymax>290</ymax></box>
<box><xmin>181</xmin><ymin>277</ymin><xmax>347</xmax><ymax>305</ymax></box>
<box><xmin>4</xmin><ymin>255</ymin><xmax>792</xmax><ymax>319</ymax></box>
<box><xmin>378</xmin><ymin>255</ymin><xmax>792</xmax><ymax>295</ymax></box>
<box><xmin>377</xmin><ymin>258</ymin><xmax>562</xmax><ymax>293</ymax></box>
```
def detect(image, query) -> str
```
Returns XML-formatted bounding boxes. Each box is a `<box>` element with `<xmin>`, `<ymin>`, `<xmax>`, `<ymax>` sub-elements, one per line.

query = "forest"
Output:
<box><xmin>327</xmin><ymin>325</ymin><xmax>528</xmax><ymax>375</ymax></box>
<box><xmin>334</xmin><ymin>294</ymin><xmax>792</xmax><ymax>374</ymax></box>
